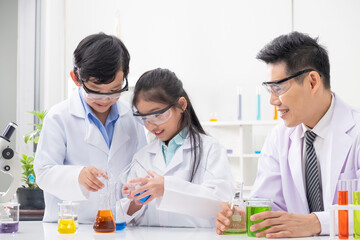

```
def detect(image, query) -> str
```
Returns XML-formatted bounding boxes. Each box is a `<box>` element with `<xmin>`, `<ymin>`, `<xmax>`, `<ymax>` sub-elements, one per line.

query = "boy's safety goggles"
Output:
<box><xmin>80</xmin><ymin>78</ymin><xmax>128</xmax><ymax>101</ymax></box>
<box><xmin>133</xmin><ymin>104</ymin><xmax>173</xmax><ymax>126</ymax></box>
<box><xmin>262</xmin><ymin>69</ymin><xmax>315</xmax><ymax>96</ymax></box>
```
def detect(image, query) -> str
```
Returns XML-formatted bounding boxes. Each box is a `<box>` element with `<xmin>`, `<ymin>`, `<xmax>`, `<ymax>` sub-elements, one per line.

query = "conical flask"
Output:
<box><xmin>93</xmin><ymin>177</ymin><xmax>116</xmax><ymax>233</ymax></box>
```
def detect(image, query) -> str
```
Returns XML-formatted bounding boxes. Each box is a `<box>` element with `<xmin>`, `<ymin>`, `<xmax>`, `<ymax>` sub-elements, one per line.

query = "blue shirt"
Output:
<box><xmin>161</xmin><ymin>128</ymin><xmax>188</xmax><ymax>166</ymax></box>
<box><xmin>78</xmin><ymin>88</ymin><xmax>119</xmax><ymax>148</ymax></box>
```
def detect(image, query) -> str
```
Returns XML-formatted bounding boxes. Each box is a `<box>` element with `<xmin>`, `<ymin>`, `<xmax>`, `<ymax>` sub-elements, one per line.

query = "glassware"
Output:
<box><xmin>93</xmin><ymin>177</ymin><xmax>116</xmax><ymax>233</ymax></box>
<box><xmin>223</xmin><ymin>182</ymin><xmax>246</xmax><ymax>235</ymax></box>
<box><xmin>246</xmin><ymin>199</ymin><xmax>272</xmax><ymax>237</ymax></box>
<box><xmin>0</xmin><ymin>202</ymin><xmax>19</xmax><ymax>234</ymax></box>
<box><xmin>120</xmin><ymin>160</ymin><xmax>151</xmax><ymax>203</ymax></box>
<box><xmin>338</xmin><ymin>180</ymin><xmax>349</xmax><ymax>239</ymax></box>
<box><xmin>57</xmin><ymin>201</ymin><xmax>79</xmax><ymax>234</ymax></box>
<box><xmin>353</xmin><ymin>179</ymin><xmax>360</xmax><ymax>239</ymax></box>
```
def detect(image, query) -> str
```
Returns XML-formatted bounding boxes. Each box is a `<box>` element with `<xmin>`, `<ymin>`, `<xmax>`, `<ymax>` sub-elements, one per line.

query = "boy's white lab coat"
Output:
<box><xmin>121</xmin><ymin>134</ymin><xmax>234</xmax><ymax>228</ymax></box>
<box><xmin>34</xmin><ymin>89</ymin><xmax>146</xmax><ymax>223</ymax></box>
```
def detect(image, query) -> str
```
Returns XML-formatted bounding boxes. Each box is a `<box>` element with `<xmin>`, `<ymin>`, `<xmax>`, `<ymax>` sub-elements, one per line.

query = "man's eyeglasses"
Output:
<box><xmin>262</xmin><ymin>69</ymin><xmax>315</xmax><ymax>96</ymax></box>
<box><xmin>80</xmin><ymin>78</ymin><xmax>128</xmax><ymax>101</ymax></box>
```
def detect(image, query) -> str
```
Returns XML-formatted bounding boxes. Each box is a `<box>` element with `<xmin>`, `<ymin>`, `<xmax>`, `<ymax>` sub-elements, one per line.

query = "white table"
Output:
<box><xmin>0</xmin><ymin>221</ymin><xmax>331</xmax><ymax>240</ymax></box>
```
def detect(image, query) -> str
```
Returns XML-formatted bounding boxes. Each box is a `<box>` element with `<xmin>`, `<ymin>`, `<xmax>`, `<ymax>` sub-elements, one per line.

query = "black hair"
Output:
<box><xmin>132</xmin><ymin>68</ymin><xmax>205</xmax><ymax>182</ymax></box>
<box><xmin>256</xmin><ymin>31</ymin><xmax>330</xmax><ymax>89</ymax></box>
<box><xmin>73</xmin><ymin>32</ymin><xmax>130</xmax><ymax>84</ymax></box>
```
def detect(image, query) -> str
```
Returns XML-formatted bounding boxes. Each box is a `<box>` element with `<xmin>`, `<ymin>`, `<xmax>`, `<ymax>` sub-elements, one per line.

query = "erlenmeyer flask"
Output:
<box><xmin>93</xmin><ymin>177</ymin><xmax>116</xmax><ymax>233</ymax></box>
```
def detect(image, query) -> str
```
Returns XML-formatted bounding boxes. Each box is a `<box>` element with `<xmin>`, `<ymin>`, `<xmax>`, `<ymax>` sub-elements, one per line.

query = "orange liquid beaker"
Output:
<box><xmin>93</xmin><ymin>210</ymin><xmax>116</xmax><ymax>233</ymax></box>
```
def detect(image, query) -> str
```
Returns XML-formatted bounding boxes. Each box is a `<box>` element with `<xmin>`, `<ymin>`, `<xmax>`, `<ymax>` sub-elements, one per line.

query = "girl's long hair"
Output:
<box><xmin>132</xmin><ymin>68</ymin><xmax>205</xmax><ymax>182</ymax></box>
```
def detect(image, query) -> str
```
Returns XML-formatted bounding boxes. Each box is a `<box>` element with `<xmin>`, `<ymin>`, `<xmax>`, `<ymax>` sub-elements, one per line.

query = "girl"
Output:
<box><xmin>121</xmin><ymin>68</ymin><xmax>233</xmax><ymax>227</ymax></box>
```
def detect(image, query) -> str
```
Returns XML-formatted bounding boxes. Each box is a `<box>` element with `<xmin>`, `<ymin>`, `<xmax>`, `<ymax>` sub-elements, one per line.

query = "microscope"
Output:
<box><xmin>0</xmin><ymin>122</ymin><xmax>21</xmax><ymax>203</ymax></box>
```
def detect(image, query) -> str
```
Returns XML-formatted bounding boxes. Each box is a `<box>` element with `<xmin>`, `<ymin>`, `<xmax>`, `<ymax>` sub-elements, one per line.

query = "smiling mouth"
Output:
<box><xmin>154</xmin><ymin>130</ymin><xmax>164</xmax><ymax>136</ymax></box>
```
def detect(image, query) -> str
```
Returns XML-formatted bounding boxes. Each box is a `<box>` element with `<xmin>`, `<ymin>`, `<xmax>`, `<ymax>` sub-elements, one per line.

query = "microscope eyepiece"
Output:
<box><xmin>1</xmin><ymin>122</ymin><xmax>18</xmax><ymax>142</ymax></box>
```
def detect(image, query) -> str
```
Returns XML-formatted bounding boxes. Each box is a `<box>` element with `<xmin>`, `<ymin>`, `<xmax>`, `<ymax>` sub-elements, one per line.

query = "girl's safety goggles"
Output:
<box><xmin>80</xmin><ymin>78</ymin><xmax>128</xmax><ymax>101</ymax></box>
<box><xmin>133</xmin><ymin>104</ymin><xmax>173</xmax><ymax>126</ymax></box>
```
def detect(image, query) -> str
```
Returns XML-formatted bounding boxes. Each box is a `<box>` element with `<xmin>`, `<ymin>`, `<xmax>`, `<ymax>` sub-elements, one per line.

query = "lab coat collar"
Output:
<box><xmin>147</xmin><ymin>133</ymin><xmax>198</xmax><ymax>174</ymax></box>
<box><xmin>327</xmin><ymin>93</ymin><xmax>354</xmax><ymax>204</ymax></box>
<box><xmin>68</xmin><ymin>88</ymin><xmax>131</xmax><ymax>155</ymax></box>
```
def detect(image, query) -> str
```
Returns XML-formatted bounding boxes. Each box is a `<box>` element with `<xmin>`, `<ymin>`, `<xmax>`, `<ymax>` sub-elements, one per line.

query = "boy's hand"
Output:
<box><xmin>78</xmin><ymin>166</ymin><xmax>107</xmax><ymax>192</ymax></box>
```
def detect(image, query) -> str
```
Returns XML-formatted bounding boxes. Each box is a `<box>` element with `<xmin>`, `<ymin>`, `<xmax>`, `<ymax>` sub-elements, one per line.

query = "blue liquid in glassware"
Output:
<box><xmin>0</xmin><ymin>222</ymin><xmax>19</xmax><ymax>233</ymax></box>
<box><xmin>135</xmin><ymin>190</ymin><xmax>150</xmax><ymax>203</ymax></box>
<box><xmin>116</xmin><ymin>222</ymin><xmax>126</xmax><ymax>231</ymax></box>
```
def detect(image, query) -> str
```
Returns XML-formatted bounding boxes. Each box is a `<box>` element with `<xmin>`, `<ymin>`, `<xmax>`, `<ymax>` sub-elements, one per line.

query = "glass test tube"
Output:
<box><xmin>353</xmin><ymin>179</ymin><xmax>360</xmax><ymax>239</ymax></box>
<box><xmin>338</xmin><ymin>180</ymin><xmax>349</xmax><ymax>239</ymax></box>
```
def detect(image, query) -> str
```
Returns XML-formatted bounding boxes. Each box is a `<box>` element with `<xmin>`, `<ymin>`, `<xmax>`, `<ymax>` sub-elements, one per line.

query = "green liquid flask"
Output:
<box><xmin>246</xmin><ymin>199</ymin><xmax>272</xmax><ymax>238</ymax></box>
<box><xmin>223</xmin><ymin>182</ymin><xmax>246</xmax><ymax>235</ymax></box>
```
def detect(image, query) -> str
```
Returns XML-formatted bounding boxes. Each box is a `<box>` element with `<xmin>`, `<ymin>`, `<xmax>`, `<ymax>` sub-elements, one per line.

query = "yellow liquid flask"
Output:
<box><xmin>93</xmin><ymin>177</ymin><xmax>116</xmax><ymax>233</ymax></box>
<box><xmin>223</xmin><ymin>182</ymin><xmax>246</xmax><ymax>235</ymax></box>
<box><xmin>58</xmin><ymin>201</ymin><xmax>77</xmax><ymax>234</ymax></box>
<box><xmin>58</xmin><ymin>219</ymin><xmax>76</xmax><ymax>234</ymax></box>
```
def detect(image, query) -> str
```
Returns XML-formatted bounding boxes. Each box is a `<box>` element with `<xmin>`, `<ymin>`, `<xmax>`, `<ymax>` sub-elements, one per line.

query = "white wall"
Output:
<box><xmin>294</xmin><ymin>0</ymin><xmax>360</xmax><ymax>108</ymax></box>
<box><xmin>64</xmin><ymin>0</ymin><xmax>292</xmax><ymax>122</ymax></box>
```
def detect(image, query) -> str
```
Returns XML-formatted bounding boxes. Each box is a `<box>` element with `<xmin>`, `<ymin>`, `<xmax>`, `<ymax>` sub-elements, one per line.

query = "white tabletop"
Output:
<box><xmin>0</xmin><ymin>221</ymin><xmax>331</xmax><ymax>240</ymax></box>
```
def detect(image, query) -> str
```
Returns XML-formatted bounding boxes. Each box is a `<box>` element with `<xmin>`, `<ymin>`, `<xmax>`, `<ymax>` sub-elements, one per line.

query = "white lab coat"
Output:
<box><xmin>121</xmin><ymin>133</ymin><xmax>234</xmax><ymax>228</ymax></box>
<box><xmin>34</xmin><ymin>89</ymin><xmax>147</xmax><ymax>223</ymax></box>
<box><xmin>251</xmin><ymin>93</ymin><xmax>360</xmax><ymax>235</ymax></box>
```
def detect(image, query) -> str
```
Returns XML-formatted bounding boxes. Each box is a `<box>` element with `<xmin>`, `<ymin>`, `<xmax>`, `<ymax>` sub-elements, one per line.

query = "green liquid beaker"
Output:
<box><xmin>246</xmin><ymin>199</ymin><xmax>272</xmax><ymax>238</ymax></box>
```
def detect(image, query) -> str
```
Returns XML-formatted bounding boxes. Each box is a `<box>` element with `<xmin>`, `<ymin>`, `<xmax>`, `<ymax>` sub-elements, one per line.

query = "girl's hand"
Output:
<box><xmin>122</xmin><ymin>184</ymin><xmax>131</xmax><ymax>196</ymax></box>
<box><xmin>78</xmin><ymin>166</ymin><xmax>108</xmax><ymax>192</ymax></box>
<box><xmin>129</xmin><ymin>170</ymin><xmax>164</xmax><ymax>204</ymax></box>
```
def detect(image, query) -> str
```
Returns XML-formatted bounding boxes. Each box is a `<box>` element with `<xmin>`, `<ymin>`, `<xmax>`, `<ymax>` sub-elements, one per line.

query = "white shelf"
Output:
<box><xmin>243</xmin><ymin>154</ymin><xmax>261</xmax><ymax>158</ymax></box>
<box><xmin>203</xmin><ymin>121</ymin><xmax>277</xmax><ymax>189</ymax></box>
<box><xmin>202</xmin><ymin>120</ymin><xmax>280</xmax><ymax>127</ymax></box>
<box><xmin>228</xmin><ymin>154</ymin><xmax>261</xmax><ymax>158</ymax></box>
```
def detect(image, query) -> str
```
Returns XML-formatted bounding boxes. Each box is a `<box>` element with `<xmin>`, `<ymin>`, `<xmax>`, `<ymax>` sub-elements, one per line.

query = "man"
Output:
<box><xmin>215</xmin><ymin>31</ymin><xmax>360</xmax><ymax>238</ymax></box>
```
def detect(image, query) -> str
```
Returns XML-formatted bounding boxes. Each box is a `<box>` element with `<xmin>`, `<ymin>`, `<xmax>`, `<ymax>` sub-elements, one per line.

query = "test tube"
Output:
<box><xmin>353</xmin><ymin>179</ymin><xmax>360</xmax><ymax>239</ymax></box>
<box><xmin>338</xmin><ymin>180</ymin><xmax>349</xmax><ymax>239</ymax></box>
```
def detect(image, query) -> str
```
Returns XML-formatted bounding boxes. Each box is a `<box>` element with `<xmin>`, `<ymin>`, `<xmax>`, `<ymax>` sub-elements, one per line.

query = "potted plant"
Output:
<box><xmin>16</xmin><ymin>110</ymin><xmax>47</xmax><ymax>210</ymax></box>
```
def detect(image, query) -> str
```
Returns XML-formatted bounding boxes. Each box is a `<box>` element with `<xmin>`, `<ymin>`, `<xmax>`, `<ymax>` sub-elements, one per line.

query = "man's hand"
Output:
<box><xmin>249</xmin><ymin>211</ymin><xmax>321</xmax><ymax>238</ymax></box>
<box><xmin>215</xmin><ymin>202</ymin><xmax>233</xmax><ymax>234</ymax></box>
<box><xmin>78</xmin><ymin>166</ymin><xmax>107</xmax><ymax>192</ymax></box>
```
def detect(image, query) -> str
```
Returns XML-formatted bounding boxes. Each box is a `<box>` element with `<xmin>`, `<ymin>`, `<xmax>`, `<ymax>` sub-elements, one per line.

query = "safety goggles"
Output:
<box><xmin>262</xmin><ymin>69</ymin><xmax>314</xmax><ymax>96</ymax></box>
<box><xmin>133</xmin><ymin>104</ymin><xmax>174</xmax><ymax>126</ymax></box>
<box><xmin>80</xmin><ymin>78</ymin><xmax>128</xmax><ymax>101</ymax></box>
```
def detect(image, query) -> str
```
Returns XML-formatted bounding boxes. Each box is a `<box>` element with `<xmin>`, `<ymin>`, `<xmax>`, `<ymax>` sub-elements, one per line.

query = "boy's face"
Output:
<box><xmin>82</xmin><ymin>70</ymin><xmax>125</xmax><ymax>115</ymax></box>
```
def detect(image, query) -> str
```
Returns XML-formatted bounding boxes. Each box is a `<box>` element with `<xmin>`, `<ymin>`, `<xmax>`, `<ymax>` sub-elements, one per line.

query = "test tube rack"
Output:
<box><xmin>329</xmin><ymin>204</ymin><xmax>360</xmax><ymax>239</ymax></box>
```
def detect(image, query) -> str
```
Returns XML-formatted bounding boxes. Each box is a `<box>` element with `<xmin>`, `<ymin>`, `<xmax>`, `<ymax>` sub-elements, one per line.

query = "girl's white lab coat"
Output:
<box><xmin>121</xmin><ymin>134</ymin><xmax>234</xmax><ymax>228</ymax></box>
<box><xmin>34</xmin><ymin>89</ymin><xmax>146</xmax><ymax>223</ymax></box>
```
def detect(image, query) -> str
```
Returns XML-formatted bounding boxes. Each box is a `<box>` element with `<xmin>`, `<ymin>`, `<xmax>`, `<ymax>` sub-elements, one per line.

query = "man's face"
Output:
<box><xmin>267</xmin><ymin>62</ymin><xmax>313</xmax><ymax>127</ymax></box>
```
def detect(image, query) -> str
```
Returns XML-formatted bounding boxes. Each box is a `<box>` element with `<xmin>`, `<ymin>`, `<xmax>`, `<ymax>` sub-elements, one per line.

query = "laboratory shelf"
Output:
<box><xmin>202</xmin><ymin>120</ymin><xmax>278</xmax><ymax>194</ymax></box>
<box><xmin>202</xmin><ymin>120</ymin><xmax>279</xmax><ymax>127</ymax></box>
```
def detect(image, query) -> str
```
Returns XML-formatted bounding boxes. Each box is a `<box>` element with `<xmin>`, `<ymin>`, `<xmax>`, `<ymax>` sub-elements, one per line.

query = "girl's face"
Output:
<box><xmin>135</xmin><ymin>97</ymin><xmax>187</xmax><ymax>142</ymax></box>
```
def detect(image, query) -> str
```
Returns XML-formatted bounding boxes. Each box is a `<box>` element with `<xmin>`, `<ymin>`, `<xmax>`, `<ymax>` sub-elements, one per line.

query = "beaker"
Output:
<box><xmin>353</xmin><ymin>179</ymin><xmax>360</xmax><ymax>239</ymax></box>
<box><xmin>0</xmin><ymin>202</ymin><xmax>19</xmax><ymax>234</ymax></box>
<box><xmin>120</xmin><ymin>160</ymin><xmax>151</xmax><ymax>203</ymax></box>
<box><xmin>338</xmin><ymin>180</ymin><xmax>349</xmax><ymax>239</ymax></box>
<box><xmin>223</xmin><ymin>182</ymin><xmax>246</xmax><ymax>235</ymax></box>
<box><xmin>58</xmin><ymin>201</ymin><xmax>78</xmax><ymax>234</ymax></box>
<box><xmin>93</xmin><ymin>177</ymin><xmax>116</xmax><ymax>233</ymax></box>
<box><xmin>246</xmin><ymin>199</ymin><xmax>272</xmax><ymax>237</ymax></box>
